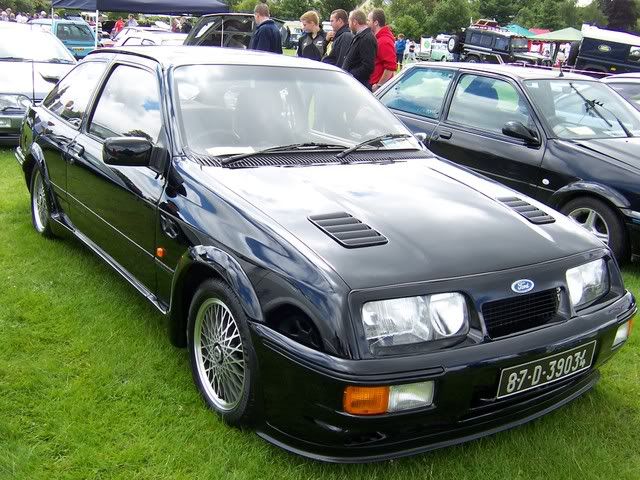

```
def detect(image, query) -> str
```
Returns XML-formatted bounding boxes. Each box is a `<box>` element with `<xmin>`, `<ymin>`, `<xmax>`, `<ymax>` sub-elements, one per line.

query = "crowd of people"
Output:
<box><xmin>0</xmin><ymin>8</ymin><xmax>51</xmax><ymax>23</ymax></box>
<box><xmin>250</xmin><ymin>3</ymin><xmax>400</xmax><ymax>92</ymax></box>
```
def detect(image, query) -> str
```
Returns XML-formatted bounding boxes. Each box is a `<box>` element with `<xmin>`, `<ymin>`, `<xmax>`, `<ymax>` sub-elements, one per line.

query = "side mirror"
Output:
<box><xmin>414</xmin><ymin>132</ymin><xmax>428</xmax><ymax>143</ymax></box>
<box><xmin>502</xmin><ymin>121</ymin><xmax>541</xmax><ymax>146</ymax></box>
<box><xmin>103</xmin><ymin>137</ymin><xmax>153</xmax><ymax>167</ymax></box>
<box><xmin>41</xmin><ymin>73</ymin><xmax>61</xmax><ymax>84</ymax></box>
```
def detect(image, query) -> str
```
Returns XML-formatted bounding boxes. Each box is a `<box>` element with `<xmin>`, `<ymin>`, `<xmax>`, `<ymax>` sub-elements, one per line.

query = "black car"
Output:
<box><xmin>15</xmin><ymin>47</ymin><xmax>635</xmax><ymax>462</ymax></box>
<box><xmin>566</xmin><ymin>26</ymin><xmax>640</xmax><ymax>75</ymax></box>
<box><xmin>184</xmin><ymin>13</ymin><xmax>289</xmax><ymax>49</ymax></box>
<box><xmin>0</xmin><ymin>23</ymin><xmax>76</xmax><ymax>145</ymax></box>
<box><xmin>377</xmin><ymin>62</ymin><xmax>640</xmax><ymax>263</ymax></box>
<box><xmin>447</xmin><ymin>20</ymin><xmax>548</xmax><ymax>65</ymax></box>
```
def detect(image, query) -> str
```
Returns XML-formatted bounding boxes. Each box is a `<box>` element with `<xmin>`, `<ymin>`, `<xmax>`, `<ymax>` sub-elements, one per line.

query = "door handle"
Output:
<box><xmin>160</xmin><ymin>214</ymin><xmax>179</xmax><ymax>239</ymax></box>
<box><xmin>439</xmin><ymin>130</ymin><xmax>453</xmax><ymax>140</ymax></box>
<box><xmin>68</xmin><ymin>143</ymin><xmax>84</xmax><ymax>156</ymax></box>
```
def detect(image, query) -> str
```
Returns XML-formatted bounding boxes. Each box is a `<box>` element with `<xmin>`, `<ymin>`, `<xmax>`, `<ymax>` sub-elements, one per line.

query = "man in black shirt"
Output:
<box><xmin>322</xmin><ymin>9</ymin><xmax>354</xmax><ymax>67</ymax></box>
<box><xmin>249</xmin><ymin>3</ymin><xmax>283</xmax><ymax>54</ymax></box>
<box><xmin>297</xmin><ymin>10</ymin><xmax>327</xmax><ymax>61</ymax></box>
<box><xmin>341</xmin><ymin>10</ymin><xmax>377</xmax><ymax>89</ymax></box>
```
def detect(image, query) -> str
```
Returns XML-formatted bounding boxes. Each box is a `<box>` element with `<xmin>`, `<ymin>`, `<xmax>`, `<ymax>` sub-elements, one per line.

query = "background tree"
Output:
<box><xmin>578</xmin><ymin>1</ymin><xmax>607</xmax><ymax>26</ymax></box>
<box><xmin>472</xmin><ymin>0</ymin><xmax>520</xmax><ymax>24</ymax></box>
<box><xmin>392</xmin><ymin>14</ymin><xmax>421</xmax><ymax>39</ymax></box>
<box><xmin>426</xmin><ymin>0</ymin><xmax>470</xmax><ymax>35</ymax></box>
<box><xmin>316</xmin><ymin>0</ymin><xmax>358</xmax><ymax>20</ymax></box>
<box><xmin>599</xmin><ymin>0</ymin><xmax>638</xmax><ymax>31</ymax></box>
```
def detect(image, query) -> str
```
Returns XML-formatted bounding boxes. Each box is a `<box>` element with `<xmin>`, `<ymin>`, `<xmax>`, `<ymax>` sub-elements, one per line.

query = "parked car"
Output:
<box><xmin>29</xmin><ymin>18</ymin><xmax>96</xmax><ymax>59</ymax></box>
<box><xmin>566</xmin><ymin>25</ymin><xmax>640</xmax><ymax>75</ymax></box>
<box><xmin>603</xmin><ymin>73</ymin><xmax>640</xmax><ymax>111</ymax></box>
<box><xmin>0</xmin><ymin>23</ymin><xmax>75</xmax><ymax>145</ymax></box>
<box><xmin>418</xmin><ymin>35</ymin><xmax>454</xmax><ymax>62</ymax></box>
<box><xmin>184</xmin><ymin>13</ymin><xmax>289</xmax><ymax>49</ymax></box>
<box><xmin>115</xmin><ymin>31</ymin><xmax>187</xmax><ymax>47</ymax></box>
<box><xmin>16</xmin><ymin>46</ymin><xmax>635</xmax><ymax>462</ymax></box>
<box><xmin>111</xmin><ymin>26</ymin><xmax>168</xmax><ymax>44</ymax></box>
<box><xmin>283</xmin><ymin>21</ymin><xmax>303</xmax><ymax>49</ymax></box>
<box><xmin>377</xmin><ymin>62</ymin><xmax>640</xmax><ymax>262</ymax></box>
<box><xmin>448</xmin><ymin>19</ymin><xmax>548</xmax><ymax>65</ymax></box>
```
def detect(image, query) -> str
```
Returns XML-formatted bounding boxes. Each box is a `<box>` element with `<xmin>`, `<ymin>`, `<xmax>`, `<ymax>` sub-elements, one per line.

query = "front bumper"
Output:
<box><xmin>0</xmin><ymin>111</ymin><xmax>25</xmax><ymax>145</ymax></box>
<box><xmin>250</xmin><ymin>291</ymin><xmax>635</xmax><ymax>463</ymax></box>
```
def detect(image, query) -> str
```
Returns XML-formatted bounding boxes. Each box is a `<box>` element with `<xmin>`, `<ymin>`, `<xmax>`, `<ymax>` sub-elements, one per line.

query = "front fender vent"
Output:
<box><xmin>308</xmin><ymin>212</ymin><xmax>388</xmax><ymax>248</ymax></box>
<box><xmin>498</xmin><ymin>197</ymin><xmax>555</xmax><ymax>225</ymax></box>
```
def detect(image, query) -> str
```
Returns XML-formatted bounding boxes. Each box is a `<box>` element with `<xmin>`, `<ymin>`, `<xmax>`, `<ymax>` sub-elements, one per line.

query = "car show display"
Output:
<box><xmin>13</xmin><ymin>45</ymin><xmax>636</xmax><ymax>462</ymax></box>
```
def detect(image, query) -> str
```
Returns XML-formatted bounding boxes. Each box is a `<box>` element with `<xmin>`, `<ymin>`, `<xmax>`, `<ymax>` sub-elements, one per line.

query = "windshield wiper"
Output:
<box><xmin>335</xmin><ymin>133</ymin><xmax>414</xmax><ymax>160</ymax></box>
<box><xmin>221</xmin><ymin>142</ymin><xmax>347</xmax><ymax>166</ymax></box>
<box><xmin>0</xmin><ymin>56</ymin><xmax>28</xmax><ymax>62</ymax></box>
<box><xmin>569</xmin><ymin>83</ymin><xmax>633</xmax><ymax>138</ymax></box>
<box><xmin>44</xmin><ymin>58</ymin><xmax>75</xmax><ymax>64</ymax></box>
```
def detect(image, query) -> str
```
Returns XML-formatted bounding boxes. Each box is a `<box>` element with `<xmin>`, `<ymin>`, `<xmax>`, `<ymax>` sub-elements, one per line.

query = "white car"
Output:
<box><xmin>115</xmin><ymin>30</ymin><xmax>187</xmax><ymax>47</ymax></box>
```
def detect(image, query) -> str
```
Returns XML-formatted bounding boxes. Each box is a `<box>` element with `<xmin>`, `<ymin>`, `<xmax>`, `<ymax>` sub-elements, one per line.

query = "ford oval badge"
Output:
<box><xmin>511</xmin><ymin>279</ymin><xmax>534</xmax><ymax>294</ymax></box>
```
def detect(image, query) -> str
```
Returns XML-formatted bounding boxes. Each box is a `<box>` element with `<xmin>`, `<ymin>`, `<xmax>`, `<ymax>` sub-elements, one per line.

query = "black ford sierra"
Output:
<box><xmin>15</xmin><ymin>47</ymin><xmax>636</xmax><ymax>462</ymax></box>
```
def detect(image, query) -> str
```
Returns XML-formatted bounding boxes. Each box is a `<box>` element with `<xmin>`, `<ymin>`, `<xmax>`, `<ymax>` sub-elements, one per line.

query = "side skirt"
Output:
<box><xmin>51</xmin><ymin>213</ymin><xmax>169</xmax><ymax>316</ymax></box>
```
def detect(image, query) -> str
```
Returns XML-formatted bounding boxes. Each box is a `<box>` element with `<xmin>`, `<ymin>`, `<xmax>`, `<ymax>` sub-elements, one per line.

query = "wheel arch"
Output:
<box><xmin>168</xmin><ymin>245</ymin><xmax>263</xmax><ymax>347</ymax></box>
<box><xmin>22</xmin><ymin>142</ymin><xmax>47</xmax><ymax>191</ymax></box>
<box><xmin>550</xmin><ymin>181</ymin><xmax>630</xmax><ymax>212</ymax></box>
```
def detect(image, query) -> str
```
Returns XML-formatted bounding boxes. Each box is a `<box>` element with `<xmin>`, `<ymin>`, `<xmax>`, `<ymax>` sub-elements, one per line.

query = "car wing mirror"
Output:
<box><xmin>502</xmin><ymin>121</ymin><xmax>541</xmax><ymax>146</ymax></box>
<box><xmin>414</xmin><ymin>132</ymin><xmax>428</xmax><ymax>143</ymax></box>
<box><xmin>41</xmin><ymin>73</ymin><xmax>62</xmax><ymax>84</ymax></box>
<box><xmin>103</xmin><ymin>137</ymin><xmax>153</xmax><ymax>167</ymax></box>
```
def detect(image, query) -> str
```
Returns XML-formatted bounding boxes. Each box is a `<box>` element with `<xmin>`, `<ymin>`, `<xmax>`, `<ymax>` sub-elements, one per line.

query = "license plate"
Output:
<box><xmin>497</xmin><ymin>341</ymin><xmax>596</xmax><ymax>399</ymax></box>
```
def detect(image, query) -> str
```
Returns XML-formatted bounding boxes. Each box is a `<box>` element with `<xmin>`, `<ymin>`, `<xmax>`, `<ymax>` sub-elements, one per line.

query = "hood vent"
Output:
<box><xmin>308</xmin><ymin>212</ymin><xmax>388</xmax><ymax>248</ymax></box>
<box><xmin>498</xmin><ymin>197</ymin><xmax>555</xmax><ymax>225</ymax></box>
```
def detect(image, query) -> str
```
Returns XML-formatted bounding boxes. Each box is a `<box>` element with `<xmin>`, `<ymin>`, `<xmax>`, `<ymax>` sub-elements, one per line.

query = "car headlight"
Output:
<box><xmin>361</xmin><ymin>293</ymin><xmax>469</xmax><ymax>350</ymax></box>
<box><xmin>0</xmin><ymin>94</ymin><xmax>32</xmax><ymax>111</ymax></box>
<box><xmin>566</xmin><ymin>259</ymin><xmax>609</xmax><ymax>309</ymax></box>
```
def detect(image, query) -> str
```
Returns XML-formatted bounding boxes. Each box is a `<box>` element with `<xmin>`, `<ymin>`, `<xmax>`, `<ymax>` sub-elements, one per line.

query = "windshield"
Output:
<box><xmin>173</xmin><ymin>65</ymin><xmax>416</xmax><ymax>156</ymax></box>
<box><xmin>57</xmin><ymin>23</ymin><xmax>94</xmax><ymax>42</ymax></box>
<box><xmin>0</xmin><ymin>29</ymin><xmax>75</xmax><ymax>63</ymax></box>
<box><xmin>523</xmin><ymin>79</ymin><xmax>640</xmax><ymax>139</ymax></box>
<box><xmin>512</xmin><ymin>37</ymin><xmax>529</xmax><ymax>51</ymax></box>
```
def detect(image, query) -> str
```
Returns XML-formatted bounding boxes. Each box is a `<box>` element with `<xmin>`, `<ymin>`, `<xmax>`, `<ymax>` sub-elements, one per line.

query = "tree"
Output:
<box><xmin>393</xmin><ymin>14</ymin><xmax>421</xmax><ymax>39</ymax></box>
<box><xmin>316</xmin><ymin>0</ymin><xmax>358</xmax><ymax>20</ymax></box>
<box><xmin>578</xmin><ymin>1</ymin><xmax>607</xmax><ymax>26</ymax></box>
<box><xmin>472</xmin><ymin>0</ymin><xmax>520</xmax><ymax>24</ymax></box>
<box><xmin>515</xmin><ymin>0</ymin><xmax>578</xmax><ymax>29</ymax></box>
<box><xmin>599</xmin><ymin>0</ymin><xmax>638</xmax><ymax>31</ymax></box>
<box><xmin>426</xmin><ymin>0</ymin><xmax>470</xmax><ymax>35</ymax></box>
<box><xmin>387</xmin><ymin>0</ymin><xmax>435</xmax><ymax>37</ymax></box>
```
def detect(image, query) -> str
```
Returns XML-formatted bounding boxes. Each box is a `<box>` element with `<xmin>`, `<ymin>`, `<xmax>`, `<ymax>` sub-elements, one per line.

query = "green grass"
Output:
<box><xmin>1</xmin><ymin>148</ymin><xmax>639</xmax><ymax>479</ymax></box>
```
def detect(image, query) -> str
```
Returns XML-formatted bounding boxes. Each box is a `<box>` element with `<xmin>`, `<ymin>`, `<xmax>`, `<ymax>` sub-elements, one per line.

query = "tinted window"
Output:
<box><xmin>494</xmin><ymin>37</ymin><xmax>509</xmax><ymax>51</ymax></box>
<box><xmin>191</xmin><ymin>15</ymin><xmax>253</xmax><ymax>48</ymax></box>
<box><xmin>609</xmin><ymin>82</ymin><xmax>640</xmax><ymax>110</ymax></box>
<box><xmin>380</xmin><ymin>67</ymin><xmax>455</xmax><ymax>119</ymax></box>
<box><xmin>628</xmin><ymin>46</ymin><xmax>640</xmax><ymax>63</ymax></box>
<box><xmin>43</xmin><ymin>61</ymin><xmax>106</xmax><ymax>127</ymax></box>
<box><xmin>469</xmin><ymin>33</ymin><xmax>481</xmax><ymax>45</ymax></box>
<box><xmin>57</xmin><ymin>23</ymin><xmax>94</xmax><ymax>42</ymax></box>
<box><xmin>89</xmin><ymin>66</ymin><xmax>162</xmax><ymax>142</ymax></box>
<box><xmin>480</xmin><ymin>34</ymin><xmax>493</xmax><ymax>47</ymax></box>
<box><xmin>447</xmin><ymin>74</ymin><xmax>535</xmax><ymax>135</ymax></box>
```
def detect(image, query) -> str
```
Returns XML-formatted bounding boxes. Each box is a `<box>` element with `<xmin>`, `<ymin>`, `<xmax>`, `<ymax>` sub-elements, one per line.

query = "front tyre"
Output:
<box><xmin>561</xmin><ymin>196</ymin><xmax>629</xmax><ymax>263</ymax></box>
<box><xmin>187</xmin><ymin>279</ymin><xmax>259</xmax><ymax>426</ymax></box>
<box><xmin>30</xmin><ymin>166</ymin><xmax>54</xmax><ymax>237</ymax></box>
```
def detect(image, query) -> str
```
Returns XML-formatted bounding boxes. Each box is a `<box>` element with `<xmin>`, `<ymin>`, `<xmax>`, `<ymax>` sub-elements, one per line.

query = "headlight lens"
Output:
<box><xmin>0</xmin><ymin>94</ymin><xmax>32</xmax><ymax>111</ymax></box>
<box><xmin>362</xmin><ymin>293</ymin><xmax>469</xmax><ymax>350</ymax></box>
<box><xmin>566</xmin><ymin>259</ymin><xmax>609</xmax><ymax>308</ymax></box>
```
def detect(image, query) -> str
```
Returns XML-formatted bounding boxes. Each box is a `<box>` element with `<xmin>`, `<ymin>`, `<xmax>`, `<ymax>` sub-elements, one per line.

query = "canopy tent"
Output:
<box><xmin>52</xmin><ymin>0</ymin><xmax>229</xmax><ymax>15</ymax></box>
<box><xmin>505</xmin><ymin>24</ymin><xmax>535</xmax><ymax>38</ymax></box>
<box><xmin>532</xmin><ymin>27</ymin><xmax>583</xmax><ymax>42</ymax></box>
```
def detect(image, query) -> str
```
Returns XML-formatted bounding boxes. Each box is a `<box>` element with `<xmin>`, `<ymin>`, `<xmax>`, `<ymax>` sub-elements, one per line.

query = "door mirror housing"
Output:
<box><xmin>502</xmin><ymin>121</ymin><xmax>541</xmax><ymax>146</ymax></box>
<box><xmin>414</xmin><ymin>132</ymin><xmax>428</xmax><ymax>143</ymax></box>
<box><xmin>103</xmin><ymin>137</ymin><xmax>153</xmax><ymax>167</ymax></box>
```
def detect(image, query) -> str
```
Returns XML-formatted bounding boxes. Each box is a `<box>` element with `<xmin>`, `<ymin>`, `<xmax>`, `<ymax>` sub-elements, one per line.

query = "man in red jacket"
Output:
<box><xmin>367</xmin><ymin>9</ymin><xmax>397</xmax><ymax>92</ymax></box>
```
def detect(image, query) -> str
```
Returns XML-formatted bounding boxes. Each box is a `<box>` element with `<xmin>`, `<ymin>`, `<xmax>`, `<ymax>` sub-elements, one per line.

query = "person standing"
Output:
<box><xmin>341</xmin><ymin>10</ymin><xmax>377</xmax><ymax>89</ymax></box>
<box><xmin>249</xmin><ymin>3</ymin><xmax>283</xmax><ymax>54</ymax></box>
<box><xmin>322</xmin><ymin>9</ymin><xmax>353</xmax><ymax>67</ymax></box>
<box><xmin>297</xmin><ymin>11</ymin><xmax>327</xmax><ymax>61</ymax></box>
<box><xmin>395</xmin><ymin>33</ymin><xmax>406</xmax><ymax>68</ymax></box>
<box><xmin>112</xmin><ymin>17</ymin><xmax>124</xmax><ymax>37</ymax></box>
<box><xmin>368</xmin><ymin>9</ymin><xmax>396</xmax><ymax>92</ymax></box>
<box><xmin>126</xmin><ymin>14</ymin><xmax>138</xmax><ymax>27</ymax></box>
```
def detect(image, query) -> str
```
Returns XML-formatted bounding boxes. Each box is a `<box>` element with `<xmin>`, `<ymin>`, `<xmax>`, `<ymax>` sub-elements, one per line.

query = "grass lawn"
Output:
<box><xmin>0</xmin><ymin>147</ymin><xmax>639</xmax><ymax>479</ymax></box>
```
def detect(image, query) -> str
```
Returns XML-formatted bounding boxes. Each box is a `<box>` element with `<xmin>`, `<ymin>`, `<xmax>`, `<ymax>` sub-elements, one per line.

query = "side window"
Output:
<box><xmin>469</xmin><ymin>32</ymin><xmax>481</xmax><ymax>45</ymax></box>
<box><xmin>480</xmin><ymin>34</ymin><xmax>493</xmax><ymax>48</ymax></box>
<box><xmin>380</xmin><ymin>67</ymin><xmax>455</xmax><ymax>120</ymax></box>
<box><xmin>88</xmin><ymin>66</ymin><xmax>162</xmax><ymax>142</ymax></box>
<box><xmin>141</xmin><ymin>39</ymin><xmax>155</xmax><ymax>46</ymax></box>
<box><xmin>495</xmin><ymin>37</ymin><xmax>509</xmax><ymax>51</ymax></box>
<box><xmin>43</xmin><ymin>61</ymin><xmax>107</xmax><ymax>128</ymax></box>
<box><xmin>628</xmin><ymin>46</ymin><xmax>640</xmax><ymax>63</ymax></box>
<box><xmin>447</xmin><ymin>74</ymin><xmax>535</xmax><ymax>135</ymax></box>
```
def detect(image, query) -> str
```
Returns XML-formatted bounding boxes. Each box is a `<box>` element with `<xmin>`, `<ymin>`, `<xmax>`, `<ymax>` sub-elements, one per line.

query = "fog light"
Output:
<box><xmin>388</xmin><ymin>381</ymin><xmax>434</xmax><ymax>412</ymax></box>
<box><xmin>0</xmin><ymin>118</ymin><xmax>11</xmax><ymax>128</ymax></box>
<box><xmin>612</xmin><ymin>320</ymin><xmax>633</xmax><ymax>348</ymax></box>
<box><xmin>344</xmin><ymin>381</ymin><xmax>434</xmax><ymax>415</ymax></box>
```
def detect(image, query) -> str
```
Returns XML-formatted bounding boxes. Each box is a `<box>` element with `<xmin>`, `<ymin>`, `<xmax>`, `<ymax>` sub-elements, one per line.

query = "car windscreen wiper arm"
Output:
<box><xmin>335</xmin><ymin>133</ymin><xmax>414</xmax><ymax>160</ymax></box>
<box><xmin>0</xmin><ymin>56</ymin><xmax>28</xmax><ymax>62</ymax></box>
<box><xmin>569</xmin><ymin>83</ymin><xmax>633</xmax><ymax>137</ymax></box>
<box><xmin>221</xmin><ymin>142</ymin><xmax>347</xmax><ymax>166</ymax></box>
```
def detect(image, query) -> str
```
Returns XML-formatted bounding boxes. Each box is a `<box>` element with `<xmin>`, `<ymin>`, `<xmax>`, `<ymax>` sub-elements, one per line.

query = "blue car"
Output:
<box><xmin>29</xmin><ymin>19</ymin><xmax>95</xmax><ymax>59</ymax></box>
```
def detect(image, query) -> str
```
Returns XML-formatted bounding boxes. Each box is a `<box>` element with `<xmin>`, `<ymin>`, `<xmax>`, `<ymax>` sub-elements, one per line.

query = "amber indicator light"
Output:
<box><xmin>156</xmin><ymin>247</ymin><xmax>166</xmax><ymax>258</ymax></box>
<box><xmin>343</xmin><ymin>385</ymin><xmax>390</xmax><ymax>415</ymax></box>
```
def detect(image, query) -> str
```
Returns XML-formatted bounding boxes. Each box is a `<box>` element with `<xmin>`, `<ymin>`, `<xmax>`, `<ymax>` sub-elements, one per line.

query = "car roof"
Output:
<box><xmin>88</xmin><ymin>46</ymin><xmax>340</xmax><ymax>71</ymax></box>
<box><xmin>603</xmin><ymin>73</ymin><xmax>640</xmax><ymax>82</ymax></box>
<box><xmin>410</xmin><ymin>62</ymin><xmax>592</xmax><ymax>81</ymax></box>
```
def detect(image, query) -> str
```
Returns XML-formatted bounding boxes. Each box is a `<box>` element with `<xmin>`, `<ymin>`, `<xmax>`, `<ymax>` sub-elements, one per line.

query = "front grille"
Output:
<box><xmin>308</xmin><ymin>212</ymin><xmax>388</xmax><ymax>248</ymax></box>
<box><xmin>482</xmin><ymin>289</ymin><xmax>560</xmax><ymax>338</ymax></box>
<box><xmin>498</xmin><ymin>196</ymin><xmax>555</xmax><ymax>225</ymax></box>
